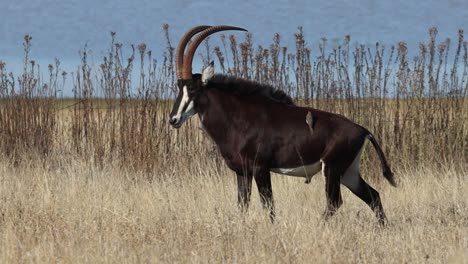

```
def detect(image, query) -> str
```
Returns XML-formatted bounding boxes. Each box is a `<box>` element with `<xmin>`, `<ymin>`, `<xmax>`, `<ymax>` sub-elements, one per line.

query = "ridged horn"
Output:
<box><xmin>175</xmin><ymin>25</ymin><xmax>212</xmax><ymax>79</ymax></box>
<box><xmin>182</xmin><ymin>26</ymin><xmax>247</xmax><ymax>80</ymax></box>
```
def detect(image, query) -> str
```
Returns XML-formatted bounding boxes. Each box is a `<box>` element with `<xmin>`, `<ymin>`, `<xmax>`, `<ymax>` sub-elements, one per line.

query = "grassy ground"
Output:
<box><xmin>0</xmin><ymin>26</ymin><xmax>466</xmax><ymax>263</ymax></box>
<box><xmin>0</xmin><ymin>156</ymin><xmax>465</xmax><ymax>263</ymax></box>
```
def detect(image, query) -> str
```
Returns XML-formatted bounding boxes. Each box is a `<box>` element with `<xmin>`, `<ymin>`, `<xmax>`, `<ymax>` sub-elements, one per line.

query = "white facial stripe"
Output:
<box><xmin>174</xmin><ymin>85</ymin><xmax>190</xmax><ymax>119</ymax></box>
<box><xmin>172</xmin><ymin>85</ymin><xmax>197</xmax><ymax>126</ymax></box>
<box><xmin>185</xmin><ymin>100</ymin><xmax>195</xmax><ymax>114</ymax></box>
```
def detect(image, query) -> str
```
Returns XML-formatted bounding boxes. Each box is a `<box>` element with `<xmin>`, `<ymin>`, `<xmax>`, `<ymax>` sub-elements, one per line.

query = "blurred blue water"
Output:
<box><xmin>0</xmin><ymin>0</ymin><xmax>466</xmax><ymax>95</ymax></box>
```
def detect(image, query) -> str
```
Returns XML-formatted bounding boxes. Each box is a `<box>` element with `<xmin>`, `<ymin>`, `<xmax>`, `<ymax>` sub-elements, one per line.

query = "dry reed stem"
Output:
<box><xmin>0</xmin><ymin>26</ymin><xmax>466</xmax><ymax>179</ymax></box>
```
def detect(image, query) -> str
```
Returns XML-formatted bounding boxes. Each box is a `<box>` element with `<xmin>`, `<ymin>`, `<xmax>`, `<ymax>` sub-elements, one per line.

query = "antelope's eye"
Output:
<box><xmin>187</xmin><ymin>86</ymin><xmax>197</xmax><ymax>94</ymax></box>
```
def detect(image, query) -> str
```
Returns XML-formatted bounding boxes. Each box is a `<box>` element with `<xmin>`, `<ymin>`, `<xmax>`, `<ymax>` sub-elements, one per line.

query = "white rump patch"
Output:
<box><xmin>340</xmin><ymin>148</ymin><xmax>363</xmax><ymax>190</ymax></box>
<box><xmin>271</xmin><ymin>161</ymin><xmax>323</xmax><ymax>183</ymax></box>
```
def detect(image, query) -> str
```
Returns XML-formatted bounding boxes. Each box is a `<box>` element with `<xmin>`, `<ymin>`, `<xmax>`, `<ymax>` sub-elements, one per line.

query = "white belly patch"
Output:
<box><xmin>271</xmin><ymin>161</ymin><xmax>323</xmax><ymax>183</ymax></box>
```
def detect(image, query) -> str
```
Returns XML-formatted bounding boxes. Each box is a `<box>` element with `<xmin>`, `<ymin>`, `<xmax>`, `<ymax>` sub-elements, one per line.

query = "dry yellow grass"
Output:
<box><xmin>0</xmin><ymin>155</ymin><xmax>466</xmax><ymax>263</ymax></box>
<box><xmin>1</xmin><ymin>26</ymin><xmax>467</xmax><ymax>263</ymax></box>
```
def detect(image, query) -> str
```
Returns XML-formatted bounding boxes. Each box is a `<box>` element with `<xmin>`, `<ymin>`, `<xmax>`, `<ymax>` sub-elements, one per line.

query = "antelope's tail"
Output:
<box><xmin>365</xmin><ymin>129</ymin><xmax>397</xmax><ymax>187</ymax></box>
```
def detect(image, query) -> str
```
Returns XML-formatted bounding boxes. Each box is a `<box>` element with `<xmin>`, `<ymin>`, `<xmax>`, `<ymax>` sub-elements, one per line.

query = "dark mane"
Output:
<box><xmin>206</xmin><ymin>74</ymin><xmax>294</xmax><ymax>105</ymax></box>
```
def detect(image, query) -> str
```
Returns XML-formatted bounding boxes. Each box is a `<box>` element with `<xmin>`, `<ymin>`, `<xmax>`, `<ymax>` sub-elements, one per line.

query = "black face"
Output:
<box><xmin>169</xmin><ymin>75</ymin><xmax>202</xmax><ymax>128</ymax></box>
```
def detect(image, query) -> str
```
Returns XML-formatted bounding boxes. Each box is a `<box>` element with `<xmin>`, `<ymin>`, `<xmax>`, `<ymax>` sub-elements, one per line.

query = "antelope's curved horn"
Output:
<box><xmin>182</xmin><ymin>26</ymin><xmax>247</xmax><ymax>80</ymax></box>
<box><xmin>175</xmin><ymin>25</ymin><xmax>212</xmax><ymax>79</ymax></box>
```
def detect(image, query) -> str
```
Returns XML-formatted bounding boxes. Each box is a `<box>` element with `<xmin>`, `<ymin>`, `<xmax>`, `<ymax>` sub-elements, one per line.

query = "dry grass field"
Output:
<box><xmin>0</xmin><ymin>155</ymin><xmax>466</xmax><ymax>263</ymax></box>
<box><xmin>0</xmin><ymin>26</ymin><xmax>467</xmax><ymax>263</ymax></box>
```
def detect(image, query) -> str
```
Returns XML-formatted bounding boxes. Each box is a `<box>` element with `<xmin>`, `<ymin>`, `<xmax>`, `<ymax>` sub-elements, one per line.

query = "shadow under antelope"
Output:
<box><xmin>169</xmin><ymin>25</ymin><xmax>396</xmax><ymax>225</ymax></box>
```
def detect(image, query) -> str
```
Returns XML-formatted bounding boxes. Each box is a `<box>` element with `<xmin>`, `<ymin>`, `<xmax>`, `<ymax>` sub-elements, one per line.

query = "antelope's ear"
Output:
<box><xmin>202</xmin><ymin>61</ymin><xmax>215</xmax><ymax>85</ymax></box>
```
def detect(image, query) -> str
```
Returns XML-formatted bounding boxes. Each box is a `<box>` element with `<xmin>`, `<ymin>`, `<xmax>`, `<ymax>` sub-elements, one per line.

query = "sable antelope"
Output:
<box><xmin>169</xmin><ymin>25</ymin><xmax>396</xmax><ymax>224</ymax></box>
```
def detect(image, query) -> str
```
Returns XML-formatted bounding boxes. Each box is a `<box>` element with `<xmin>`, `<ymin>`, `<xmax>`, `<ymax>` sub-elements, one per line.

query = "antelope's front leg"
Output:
<box><xmin>236</xmin><ymin>173</ymin><xmax>253</xmax><ymax>213</ymax></box>
<box><xmin>254</xmin><ymin>169</ymin><xmax>275</xmax><ymax>222</ymax></box>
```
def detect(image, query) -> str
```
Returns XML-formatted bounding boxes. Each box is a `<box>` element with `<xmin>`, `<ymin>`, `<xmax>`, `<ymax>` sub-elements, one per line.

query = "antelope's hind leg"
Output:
<box><xmin>236</xmin><ymin>172</ymin><xmax>253</xmax><ymax>213</ymax></box>
<box><xmin>254</xmin><ymin>169</ymin><xmax>275</xmax><ymax>222</ymax></box>
<box><xmin>322</xmin><ymin>163</ymin><xmax>343</xmax><ymax>219</ymax></box>
<box><xmin>341</xmin><ymin>153</ymin><xmax>387</xmax><ymax>225</ymax></box>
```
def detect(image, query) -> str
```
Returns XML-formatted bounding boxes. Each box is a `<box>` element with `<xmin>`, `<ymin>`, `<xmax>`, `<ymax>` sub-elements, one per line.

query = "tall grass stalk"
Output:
<box><xmin>0</xmin><ymin>26</ymin><xmax>466</xmax><ymax>179</ymax></box>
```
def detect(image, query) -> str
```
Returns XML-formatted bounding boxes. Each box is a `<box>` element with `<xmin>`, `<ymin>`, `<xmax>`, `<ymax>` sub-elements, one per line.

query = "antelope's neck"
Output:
<box><xmin>196</xmin><ymin>89</ymin><xmax>240</xmax><ymax>144</ymax></box>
